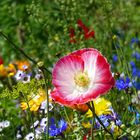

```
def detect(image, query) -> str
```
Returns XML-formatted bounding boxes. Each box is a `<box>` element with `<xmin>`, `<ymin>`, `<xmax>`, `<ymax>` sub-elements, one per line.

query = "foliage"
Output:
<box><xmin>0</xmin><ymin>0</ymin><xmax>140</xmax><ymax>140</ymax></box>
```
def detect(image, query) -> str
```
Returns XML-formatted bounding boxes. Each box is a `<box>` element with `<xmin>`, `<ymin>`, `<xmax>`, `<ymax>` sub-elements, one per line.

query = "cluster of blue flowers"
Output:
<box><xmin>49</xmin><ymin>118</ymin><xmax>67</xmax><ymax>136</ymax></box>
<box><xmin>115</xmin><ymin>77</ymin><xmax>132</xmax><ymax>91</ymax></box>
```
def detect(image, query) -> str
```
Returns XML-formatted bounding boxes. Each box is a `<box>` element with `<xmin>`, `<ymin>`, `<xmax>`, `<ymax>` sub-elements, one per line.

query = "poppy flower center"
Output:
<box><xmin>74</xmin><ymin>72</ymin><xmax>90</xmax><ymax>88</ymax></box>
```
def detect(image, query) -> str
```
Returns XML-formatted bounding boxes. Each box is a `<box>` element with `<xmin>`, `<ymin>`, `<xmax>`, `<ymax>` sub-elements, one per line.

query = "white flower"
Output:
<box><xmin>0</xmin><ymin>122</ymin><xmax>4</xmax><ymax>132</ymax></box>
<box><xmin>30</xmin><ymin>120</ymin><xmax>39</xmax><ymax>129</ymax></box>
<box><xmin>40</xmin><ymin>100</ymin><xmax>53</xmax><ymax>113</ymax></box>
<box><xmin>16</xmin><ymin>133</ymin><xmax>22</xmax><ymax>139</ymax></box>
<box><xmin>35</xmin><ymin>127</ymin><xmax>44</xmax><ymax>135</ymax></box>
<box><xmin>25</xmin><ymin>132</ymin><xmax>34</xmax><ymax>140</ymax></box>
<box><xmin>21</xmin><ymin>74</ymin><xmax>31</xmax><ymax>83</ymax></box>
<box><xmin>14</xmin><ymin>70</ymin><xmax>24</xmax><ymax>81</ymax></box>
<box><xmin>35</xmin><ymin>70</ymin><xmax>43</xmax><ymax>80</ymax></box>
<box><xmin>3</xmin><ymin>120</ymin><xmax>10</xmax><ymax>128</ymax></box>
<box><xmin>40</xmin><ymin>118</ymin><xmax>47</xmax><ymax>127</ymax></box>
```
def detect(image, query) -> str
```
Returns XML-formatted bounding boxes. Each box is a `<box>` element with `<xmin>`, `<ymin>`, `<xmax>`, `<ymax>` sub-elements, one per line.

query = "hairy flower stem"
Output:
<box><xmin>0</xmin><ymin>31</ymin><xmax>51</xmax><ymax>74</ymax></box>
<box><xmin>91</xmin><ymin>101</ymin><xmax>95</xmax><ymax>140</ymax></box>
<box><xmin>87</xmin><ymin>102</ymin><xmax>114</xmax><ymax>139</ymax></box>
<box><xmin>41</xmin><ymin>68</ymin><xmax>50</xmax><ymax>140</ymax></box>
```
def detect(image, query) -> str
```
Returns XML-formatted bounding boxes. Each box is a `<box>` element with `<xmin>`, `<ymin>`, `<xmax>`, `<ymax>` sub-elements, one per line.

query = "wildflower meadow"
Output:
<box><xmin>0</xmin><ymin>0</ymin><xmax>140</xmax><ymax>140</ymax></box>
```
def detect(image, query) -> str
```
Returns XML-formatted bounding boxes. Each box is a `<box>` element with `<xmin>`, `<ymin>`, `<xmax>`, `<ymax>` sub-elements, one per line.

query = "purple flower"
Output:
<box><xmin>94</xmin><ymin>107</ymin><xmax>122</xmax><ymax>133</ymax></box>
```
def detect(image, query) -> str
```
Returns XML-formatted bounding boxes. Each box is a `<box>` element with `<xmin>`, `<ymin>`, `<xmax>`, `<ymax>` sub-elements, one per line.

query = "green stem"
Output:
<box><xmin>91</xmin><ymin>101</ymin><xmax>95</xmax><ymax>140</ymax></box>
<box><xmin>21</xmin><ymin>92</ymin><xmax>36</xmax><ymax>140</ymax></box>
<box><xmin>87</xmin><ymin>102</ymin><xmax>114</xmax><ymax>139</ymax></box>
<box><xmin>118</xmin><ymin>125</ymin><xmax>135</xmax><ymax>139</ymax></box>
<box><xmin>64</xmin><ymin>107</ymin><xmax>73</xmax><ymax>130</ymax></box>
<box><xmin>41</xmin><ymin>68</ymin><xmax>49</xmax><ymax>140</ymax></box>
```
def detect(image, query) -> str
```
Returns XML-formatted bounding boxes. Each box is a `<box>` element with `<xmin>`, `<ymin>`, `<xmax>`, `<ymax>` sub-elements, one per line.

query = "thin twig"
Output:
<box><xmin>0</xmin><ymin>31</ymin><xmax>51</xmax><ymax>74</ymax></box>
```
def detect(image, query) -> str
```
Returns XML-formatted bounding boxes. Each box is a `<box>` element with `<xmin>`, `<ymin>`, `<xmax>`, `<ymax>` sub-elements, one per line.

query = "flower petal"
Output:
<box><xmin>52</xmin><ymin>55</ymin><xmax>84</xmax><ymax>97</ymax></box>
<box><xmin>71</xmin><ymin>48</ymin><xmax>100</xmax><ymax>56</ymax></box>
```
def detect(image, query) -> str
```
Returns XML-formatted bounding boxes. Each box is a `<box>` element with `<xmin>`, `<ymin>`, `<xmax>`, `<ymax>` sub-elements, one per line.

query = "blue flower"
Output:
<box><xmin>135</xmin><ymin>112</ymin><xmax>140</xmax><ymax>124</ymax></box>
<box><xmin>130</xmin><ymin>61</ymin><xmax>140</xmax><ymax>78</ymax></box>
<box><xmin>132</xmin><ymin>52</ymin><xmax>140</xmax><ymax>60</ymax></box>
<box><xmin>94</xmin><ymin>115</ymin><xmax>110</xmax><ymax>129</ymax></box>
<box><xmin>133</xmin><ymin>82</ymin><xmax>140</xmax><ymax>90</ymax></box>
<box><xmin>130</xmin><ymin>61</ymin><xmax>136</xmax><ymax>68</ymax></box>
<box><xmin>49</xmin><ymin>118</ymin><xmax>67</xmax><ymax>136</ymax></box>
<box><xmin>131</xmin><ymin>38</ymin><xmax>139</xmax><ymax>44</ymax></box>
<box><xmin>116</xmin><ymin>77</ymin><xmax>132</xmax><ymax>90</ymax></box>
<box><xmin>112</xmin><ymin>54</ymin><xmax>118</xmax><ymax>62</ymax></box>
<box><xmin>94</xmin><ymin>107</ymin><xmax>122</xmax><ymax>130</ymax></box>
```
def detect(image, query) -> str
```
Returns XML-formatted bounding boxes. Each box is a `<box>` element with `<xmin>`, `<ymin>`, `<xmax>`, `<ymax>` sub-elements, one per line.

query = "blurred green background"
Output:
<box><xmin>0</xmin><ymin>0</ymin><xmax>140</xmax><ymax>67</ymax></box>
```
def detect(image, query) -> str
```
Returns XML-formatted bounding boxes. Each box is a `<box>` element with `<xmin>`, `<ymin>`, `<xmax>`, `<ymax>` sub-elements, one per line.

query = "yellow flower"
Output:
<box><xmin>20</xmin><ymin>102</ymin><xmax>28</xmax><ymax>110</ymax></box>
<box><xmin>7</xmin><ymin>64</ymin><xmax>16</xmax><ymax>77</ymax></box>
<box><xmin>86</xmin><ymin>97</ymin><xmax>112</xmax><ymax>117</ymax></box>
<box><xmin>0</xmin><ymin>64</ymin><xmax>8</xmax><ymax>77</ymax></box>
<box><xmin>112</xmin><ymin>35</ymin><xmax>117</xmax><ymax>40</ymax></box>
<box><xmin>82</xmin><ymin>122</ymin><xmax>91</xmax><ymax>128</ymax></box>
<box><xmin>20</xmin><ymin>88</ymin><xmax>50</xmax><ymax>111</ymax></box>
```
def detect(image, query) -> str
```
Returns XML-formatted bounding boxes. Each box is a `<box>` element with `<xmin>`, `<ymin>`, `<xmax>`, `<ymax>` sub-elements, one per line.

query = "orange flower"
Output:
<box><xmin>15</xmin><ymin>60</ymin><xmax>30</xmax><ymax>71</ymax></box>
<box><xmin>0</xmin><ymin>64</ymin><xmax>8</xmax><ymax>77</ymax></box>
<box><xmin>68</xmin><ymin>104</ymin><xmax>89</xmax><ymax>113</ymax></box>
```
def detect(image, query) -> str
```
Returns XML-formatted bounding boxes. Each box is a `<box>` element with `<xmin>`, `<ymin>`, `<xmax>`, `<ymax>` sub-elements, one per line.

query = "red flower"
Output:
<box><xmin>0</xmin><ymin>57</ymin><xmax>3</xmax><ymax>65</ymax></box>
<box><xmin>51</xmin><ymin>48</ymin><xmax>115</xmax><ymax>106</ymax></box>
<box><xmin>77</xmin><ymin>19</ymin><xmax>95</xmax><ymax>39</ymax></box>
<box><xmin>69</xmin><ymin>19</ymin><xmax>95</xmax><ymax>43</ymax></box>
<box><xmin>69</xmin><ymin>28</ymin><xmax>76</xmax><ymax>43</ymax></box>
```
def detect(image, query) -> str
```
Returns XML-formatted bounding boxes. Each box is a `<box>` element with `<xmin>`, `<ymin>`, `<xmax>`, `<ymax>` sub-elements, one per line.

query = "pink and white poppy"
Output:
<box><xmin>51</xmin><ymin>48</ymin><xmax>115</xmax><ymax>106</ymax></box>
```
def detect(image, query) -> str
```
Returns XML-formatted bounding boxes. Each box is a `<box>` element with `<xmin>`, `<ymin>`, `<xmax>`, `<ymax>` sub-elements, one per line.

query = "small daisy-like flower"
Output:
<box><xmin>25</xmin><ymin>132</ymin><xmax>34</xmax><ymax>140</ymax></box>
<box><xmin>40</xmin><ymin>100</ymin><xmax>53</xmax><ymax>113</ymax></box>
<box><xmin>35</xmin><ymin>70</ymin><xmax>43</xmax><ymax>80</ymax></box>
<box><xmin>30</xmin><ymin>120</ymin><xmax>39</xmax><ymax>129</ymax></box>
<box><xmin>16</xmin><ymin>131</ymin><xmax>22</xmax><ymax>139</ymax></box>
<box><xmin>21</xmin><ymin>73</ymin><xmax>31</xmax><ymax>83</ymax></box>
<box><xmin>14</xmin><ymin>70</ymin><xmax>24</xmax><ymax>81</ymax></box>
<box><xmin>40</xmin><ymin>118</ymin><xmax>47</xmax><ymax>128</ymax></box>
<box><xmin>2</xmin><ymin>120</ymin><xmax>10</xmax><ymax>128</ymax></box>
